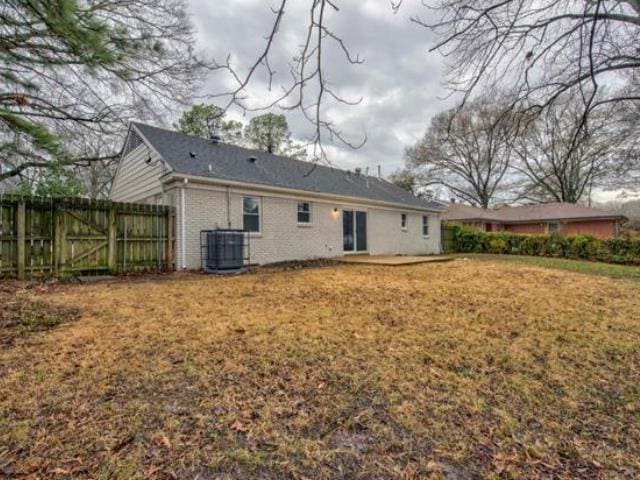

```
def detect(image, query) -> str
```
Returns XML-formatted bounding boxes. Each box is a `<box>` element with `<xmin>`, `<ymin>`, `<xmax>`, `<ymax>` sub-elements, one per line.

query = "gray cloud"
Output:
<box><xmin>188</xmin><ymin>0</ymin><xmax>452</xmax><ymax>176</ymax></box>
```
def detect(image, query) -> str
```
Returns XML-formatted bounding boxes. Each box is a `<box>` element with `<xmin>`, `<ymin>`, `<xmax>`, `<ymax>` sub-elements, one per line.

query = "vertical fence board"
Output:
<box><xmin>107</xmin><ymin>208</ymin><xmax>117</xmax><ymax>274</ymax></box>
<box><xmin>0</xmin><ymin>201</ymin><xmax>17</xmax><ymax>275</ymax></box>
<box><xmin>16</xmin><ymin>202</ymin><xmax>26</xmax><ymax>280</ymax></box>
<box><xmin>54</xmin><ymin>206</ymin><xmax>65</xmax><ymax>275</ymax></box>
<box><xmin>441</xmin><ymin>223</ymin><xmax>457</xmax><ymax>253</ymax></box>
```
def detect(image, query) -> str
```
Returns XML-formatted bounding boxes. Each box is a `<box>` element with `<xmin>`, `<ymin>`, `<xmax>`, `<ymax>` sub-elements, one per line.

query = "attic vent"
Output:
<box><xmin>123</xmin><ymin>130</ymin><xmax>144</xmax><ymax>157</ymax></box>
<box><xmin>211</xmin><ymin>134</ymin><xmax>221</xmax><ymax>144</ymax></box>
<box><xmin>247</xmin><ymin>156</ymin><xmax>257</xmax><ymax>163</ymax></box>
<box><xmin>189</xmin><ymin>151</ymin><xmax>196</xmax><ymax>158</ymax></box>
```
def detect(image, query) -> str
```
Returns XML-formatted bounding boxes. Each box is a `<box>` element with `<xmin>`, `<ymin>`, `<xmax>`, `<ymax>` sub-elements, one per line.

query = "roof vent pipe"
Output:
<box><xmin>377</xmin><ymin>165</ymin><xmax>381</xmax><ymax>179</ymax></box>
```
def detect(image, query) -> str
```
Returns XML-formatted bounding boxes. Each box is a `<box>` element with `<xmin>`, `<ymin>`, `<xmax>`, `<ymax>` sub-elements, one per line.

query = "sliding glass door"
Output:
<box><xmin>343</xmin><ymin>210</ymin><xmax>367</xmax><ymax>252</ymax></box>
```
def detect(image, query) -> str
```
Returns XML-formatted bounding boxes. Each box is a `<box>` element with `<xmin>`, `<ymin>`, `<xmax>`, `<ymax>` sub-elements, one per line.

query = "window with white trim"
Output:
<box><xmin>401</xmin><ymin>213</ymin><xmax>408</xmax><ymax>230</ymax></box>
<box><xmin>422</xmin><ymin>215</ymin><xmax>429</xmax><ymax>236</ymax></box>
<box><xmin>297</xmin><ymin>202</ymin><xmax>311</xmax><ymax>224</ymax></box>
<box><xmin>243</xmin><ymin>196</ymin><xmax>261</xmax><ymax>232</ymax></box>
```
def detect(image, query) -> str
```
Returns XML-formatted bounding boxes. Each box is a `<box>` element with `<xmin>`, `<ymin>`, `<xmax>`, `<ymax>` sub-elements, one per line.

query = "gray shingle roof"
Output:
<box><xmin>132</xmin><ymin>123</ymin><xmax>444</xmax><ymax>211</ymax></box>
<box><xmin>443</xmin><ymin>202</ymin><xmax>625</xmax><ymax>222</ymax></box>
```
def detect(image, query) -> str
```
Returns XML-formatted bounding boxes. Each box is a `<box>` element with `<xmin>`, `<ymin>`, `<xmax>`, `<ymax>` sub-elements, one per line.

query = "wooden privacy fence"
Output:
<box><xmin>0</xmin><ymin>195</ymin><xmax>174</xmax><ymax>280</ymax></box>
<box><xmin>441</xmin><ymin>223</ymin><xmax>457</xmax><ymax>253</ymax></box>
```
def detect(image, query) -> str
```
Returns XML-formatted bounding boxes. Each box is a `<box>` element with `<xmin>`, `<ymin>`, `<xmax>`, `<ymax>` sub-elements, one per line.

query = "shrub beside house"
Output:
<box><xmin>449</xmin><ymin>224</ymin><xmax>640</xmax><ymax>265</ymax></box>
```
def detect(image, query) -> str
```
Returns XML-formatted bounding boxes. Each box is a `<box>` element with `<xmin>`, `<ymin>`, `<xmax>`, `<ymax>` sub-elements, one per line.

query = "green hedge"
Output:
<box><xmin>449</xmin><ymin>224</ymin><xmax>640</xmax><ymax>265</ymax></box>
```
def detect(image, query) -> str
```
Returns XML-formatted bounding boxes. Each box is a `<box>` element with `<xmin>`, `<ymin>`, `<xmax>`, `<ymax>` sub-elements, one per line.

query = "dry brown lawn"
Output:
<box><xmin>1</xmin><ymin>259</ymin><xmax>640</xmax><ymax>479</ymax></box>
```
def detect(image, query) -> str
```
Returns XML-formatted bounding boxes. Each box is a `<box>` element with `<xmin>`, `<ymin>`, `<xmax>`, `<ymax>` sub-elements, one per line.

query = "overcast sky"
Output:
<box><xmin>184</xmin><ymin>1</ymin><xmax>635</xmax><ymax>203</ymax></box>
<box><xmin>187</xmin><ymin>0</ymin><xmax>452</xmax><ymax>178</ymax></box>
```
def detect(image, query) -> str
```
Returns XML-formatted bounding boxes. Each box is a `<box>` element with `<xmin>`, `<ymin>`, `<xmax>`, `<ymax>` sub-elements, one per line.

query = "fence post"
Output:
<box><xmin>53</xmin><ymin>203</ymin><xmax>66</xmax><ymax>275</ymax></box>
<box><xmin>16</xmin><ymin>200</ymin><xmax>26</xmax><ymax>280</ymax></box>
<box><xmin>107</xmin><ymin>205</ymin><xmax>117</xmax><ymax>274</ymax></box>
<box><xmin>166</xmin><ymin>209</ymin><xmax>174</xmax><ymax>271</ymax></box>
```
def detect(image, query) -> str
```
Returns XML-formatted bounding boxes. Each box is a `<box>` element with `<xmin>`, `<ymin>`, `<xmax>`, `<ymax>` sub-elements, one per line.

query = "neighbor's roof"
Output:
<box><xmin>441</xmin><ymin>204</ymin><xmax>500</xmax><ymax>222</ymax></box>
<box><xmin>132</xmin><ymin>123</ymin><xmax>444</xmax><ymax>211</ymax></box>
<box><xmin>443</xmin><ymin>202</ymin><xmax>625</xmax><ymax>223</ymax></box>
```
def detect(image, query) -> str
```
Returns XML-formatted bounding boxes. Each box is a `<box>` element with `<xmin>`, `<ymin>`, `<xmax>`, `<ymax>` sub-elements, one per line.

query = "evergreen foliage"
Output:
<box><xmin>12</xmin><ymin>162</ymin><xmax>86</xmax><ymax>197</ymax></box>
<box><xmin>1</xmin><ymin>0</ymin><xmax>203</xmax><ymax>185</ymax></box>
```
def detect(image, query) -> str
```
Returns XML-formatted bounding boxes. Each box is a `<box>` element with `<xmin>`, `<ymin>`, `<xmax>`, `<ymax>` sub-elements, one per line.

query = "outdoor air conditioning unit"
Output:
<box><xmin>200</xmin><ymin>229</ymin><xmax>249</xmax><ymax>273</ymax></box>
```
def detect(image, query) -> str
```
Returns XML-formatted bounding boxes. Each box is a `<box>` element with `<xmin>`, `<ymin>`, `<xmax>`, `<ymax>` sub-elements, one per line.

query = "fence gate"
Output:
<box><xmin>0</xmin><ymin>195</ymin><xmax>174</xmax><ymax>280</ymax></box>
<box><xmin>58</xmin><ymin>201</ymin><xmax>110</xmax><ymax>273</ymax></box>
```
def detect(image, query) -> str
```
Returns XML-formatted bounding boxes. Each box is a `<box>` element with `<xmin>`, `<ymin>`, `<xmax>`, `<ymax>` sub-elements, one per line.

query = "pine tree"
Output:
<box><xmin>1</xmin><ymin>0</ymin><xmax>204</xmax><ymax>186</ymax></box>
<box><xmin>174</xmin><ymin>105</ymin><xmax>243</xmax><ymax>144</ymax></box>
<box><xmin>244</xmin><ymin>113</ymin><xmax>306</xmax><ymax>159</ymax></box>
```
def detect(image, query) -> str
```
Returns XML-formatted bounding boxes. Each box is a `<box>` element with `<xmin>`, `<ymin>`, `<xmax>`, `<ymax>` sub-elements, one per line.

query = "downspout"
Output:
<box><xmin>226</xmin><ymin>185</ymin><xmax>231</xmax><ymax>228</ymax></box>
<box><xmin>181</xmin><ymin>178</ymin><xmax>188</xmax><ymax>269</ymax></box>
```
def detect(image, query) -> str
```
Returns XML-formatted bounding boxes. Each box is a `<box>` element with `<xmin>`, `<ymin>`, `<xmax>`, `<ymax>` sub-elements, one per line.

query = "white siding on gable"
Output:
<box><xmin>110</xmin><ymin>143</ymin><xmax>167</xmax><ymax>203</ymax></box>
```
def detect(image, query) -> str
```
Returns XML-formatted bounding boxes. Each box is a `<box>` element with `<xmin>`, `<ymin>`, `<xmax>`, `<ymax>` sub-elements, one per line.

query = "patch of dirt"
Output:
<box><xmin>256</xmin><ymin>257</ymin><xmax>342</xmax><ymax>271</ymax></box>
<box><xmin>0</xmin><ymin>281</ymin><xmax>79</xmax><ymax>345</ymax></box>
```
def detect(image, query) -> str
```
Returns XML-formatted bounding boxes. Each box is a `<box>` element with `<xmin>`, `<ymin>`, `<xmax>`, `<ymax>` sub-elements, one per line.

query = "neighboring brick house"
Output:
<box><xmin>443</xmin><ymin>203</ymin><xmax>626</xmax><ymax>239</ymax></box>
<box><xmin>110</xmin><ymin>123</ymin><xmax>445</xmax><ymax>268</ymax></box>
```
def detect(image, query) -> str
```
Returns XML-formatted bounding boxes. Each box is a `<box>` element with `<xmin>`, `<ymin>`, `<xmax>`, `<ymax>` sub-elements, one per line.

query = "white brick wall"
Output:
<box><xmin>369</xmin><ymin>208</ymin><xmax>441</xmax><ymax>255</ymax></box>
<box><xmin>230</xmin><ymin>193</ymin><xmax>343</xmax><ymax>265</ymax></box>
<box><xmin>171</xmin><ymin>182</ymin><xmax>441</xmax><ymax>269</ymax></box>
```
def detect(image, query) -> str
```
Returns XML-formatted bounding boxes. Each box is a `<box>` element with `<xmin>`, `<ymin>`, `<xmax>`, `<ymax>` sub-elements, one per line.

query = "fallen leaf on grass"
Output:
<box><xmin>50</xmin><ymin>467</ymin><xmax>72</xmax><ymax>475</ymax></box>
<box><xmin>229</xmin><ymin>420</ymin><xmax>249</xmax><ymax>433</ymax></box>
<box><xmin>153</xmin><ymin>433</ymin><xmax>172</xmax><ymax>449</ymax></box>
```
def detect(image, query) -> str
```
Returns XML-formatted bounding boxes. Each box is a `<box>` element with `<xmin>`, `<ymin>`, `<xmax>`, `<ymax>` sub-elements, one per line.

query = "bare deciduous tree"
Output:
<box><xmin>209</xmin><ymin>0</ymin><xmax>366</xmax><ymax>160</ymax></box>
<box><xmin>512</xmin><ymin>95</ymin><xmax>627</xmax><ymax>204</ymax></box>
<box><xmin>415</xmin><ymin>1</ymin><xmax>640</xmax><ymax>139</ymax></box>
<box><xmin>600</xmin><ymin>197</ymin><xmax>640</xmax><ymax>230</ymax></box>
<box><xmin>406</xmin><ymin>97</ymin><xmax>515</xmax><ymax>208</ymax></box>
<box><xmin>388</xmin><ymin>168</ymin><xmax>423</xmax><ymax>196</ymax></box>
<box><xmin>75</xmin><ymin>160</ymin><xmax>118</xmax><ymax>200</ymax></box>
<box><xmin>219</xmin><ymin>1</ymin><xmax>639</xmax><ymax>166</ymax></box>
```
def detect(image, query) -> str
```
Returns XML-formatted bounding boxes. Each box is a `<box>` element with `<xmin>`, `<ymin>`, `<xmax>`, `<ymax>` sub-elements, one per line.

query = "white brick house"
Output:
<box><xmin>110</xmin><ymin>123</ymin><xmax>445</xmax><ymax>269</ymax></box>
